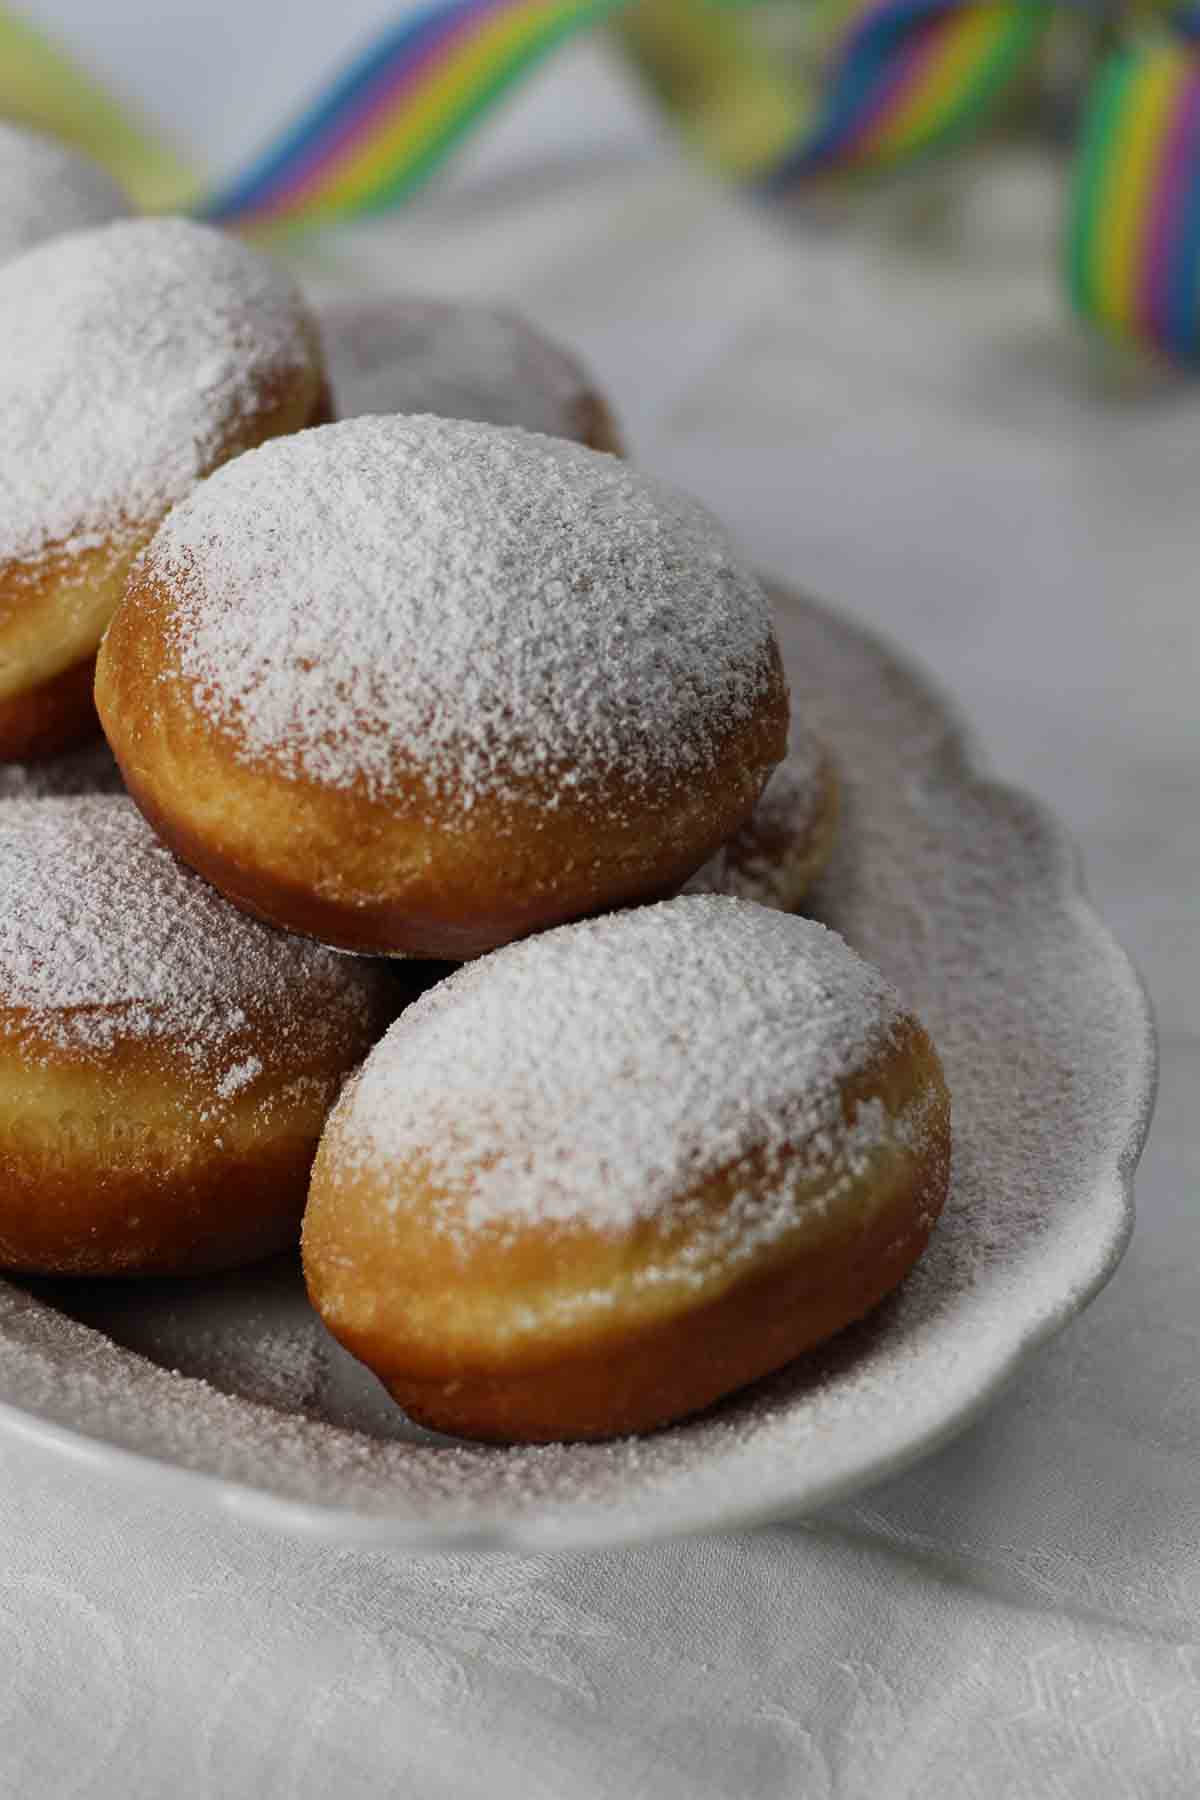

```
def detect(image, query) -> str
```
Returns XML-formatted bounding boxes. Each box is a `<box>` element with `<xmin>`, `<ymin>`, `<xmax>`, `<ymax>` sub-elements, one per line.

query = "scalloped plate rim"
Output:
<box><xmin>0</xmin><ymin>588</ymin><xmax>1157</xmax><ymax>1555</ymax></box>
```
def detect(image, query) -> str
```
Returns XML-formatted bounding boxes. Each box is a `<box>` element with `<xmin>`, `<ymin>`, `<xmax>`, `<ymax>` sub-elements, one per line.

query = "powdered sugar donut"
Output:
<box><xmin>0</xmin><ymin>798</ymin><xmax>393</xmax><ymax>1276</ymax></box>
<box><xmin>685</xmin><ymin>729</ymin><xmax>839</xmax><ymax>908</ymax></box>
<box><xmin>318</xmin><ymin>293</ymin><xmax>622</xmax><ymax>450</ymax></box>
<box><xmin>0</xmin><ymin>123</ymin><xmax>129</xmax><ymax>265</ymax></box>
<box><xmin>0</xmin><ymin>217</ymin><xmax>327</xmax><ymax>760</ymax></box>
<box><xmin>98</xmin><ymin>416</ymin><xmax>789</xmax><ymax>959</ymax></box>
<box><xmin>302</xmin><ymin>897</ymin><xmax>951</xmax><ymax>1442</ymax></box>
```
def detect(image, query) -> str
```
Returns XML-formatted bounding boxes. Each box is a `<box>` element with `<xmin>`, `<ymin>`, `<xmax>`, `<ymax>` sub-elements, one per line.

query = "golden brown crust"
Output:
<box><xmin>689</xmin><ymin>742</ymin><xmax>840</xmax><ymax>912</ymax></box>
<box><xmin>375</xmin><ymin>1164</ymin><xmax>939</xmax><ymax>1443</ymax></box>
<box><xmin>97</xmin><ymin>604</ymin><xmax>790</xmax><ymax>959</ymax></box>
<box><xmin>577</xmin><ymin>390</ymin><xmax>624</xmax><ymax>456</ymax></box>
<box><xmin>0</xmin><ymin>653</ymin><xmax>99</xmax><ymax>760</ymax></box>
<box><xmin>0</xmin><ymin>860</ymin><xmax>395</xmax><ymax>1275</ymax></box>
<box><xmin>302</xmin><ymin>1020</ymin><xmax>951</xmax><ymax>1441</ymax></box>
<box><xmin>308</xmin><ymin>376</ymin><xmax>336</xmax><ymax>428</ymax></box>
<box><xmin>0</xmin><ymin>987</ymin><xmax>393</xmax><ymax>1277</ymax></box>
<box><xmin>1</xmin><ymin>364</ymin><xmax>329</xmax><ymax>765</ymax></box>
<box><xmin>0</xmin><ymin>1112</ymin><xmax>319</xmax><ymax>1278</ymax></box>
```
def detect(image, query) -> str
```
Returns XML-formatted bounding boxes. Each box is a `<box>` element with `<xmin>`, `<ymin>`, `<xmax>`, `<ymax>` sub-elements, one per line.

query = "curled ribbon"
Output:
<box><xmin>1066</xmin><ymin>22</ymin><xmax>1200</xmax><ymax>361</ymax></box>
<box><xmin>762</xmin><ymin>0</ymin><xmax>1050</xmax><ymax>186</ymax></box>
<box><xmin>2</xmin><ymin>0</ymin><xmax>1200</xmax><ymax>364</ymax></box>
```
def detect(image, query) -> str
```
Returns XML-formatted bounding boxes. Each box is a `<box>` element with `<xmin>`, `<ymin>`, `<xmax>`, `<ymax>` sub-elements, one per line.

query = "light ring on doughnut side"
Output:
<box><xmin>0</xmin><ymin>584</ymin><xmax>1156</xmax><ymax>1553</ymax></box>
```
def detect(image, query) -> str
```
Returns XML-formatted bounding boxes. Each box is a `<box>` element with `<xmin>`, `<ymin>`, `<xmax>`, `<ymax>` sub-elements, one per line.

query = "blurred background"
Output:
<box><xmin>1</xmin><ymin>0</ymin><xmax>1190</xmax><ymax>819</ymax></box>
<box><xmin>17</xmin><ymin>0</ymin><xmax>666</xmax><ymax>203</ymax></box>
<box><xmin>1</xmin><ymin>0</ymin><xmax>1172</xmax><ymax>384</ymax></box>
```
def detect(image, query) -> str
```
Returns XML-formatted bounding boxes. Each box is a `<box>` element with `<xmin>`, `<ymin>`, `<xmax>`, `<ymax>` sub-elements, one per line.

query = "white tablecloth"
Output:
<box><xmin>2</xmin><ymin>61</ymin><xmax>1198</xmax><ymax>1799</ymax></box>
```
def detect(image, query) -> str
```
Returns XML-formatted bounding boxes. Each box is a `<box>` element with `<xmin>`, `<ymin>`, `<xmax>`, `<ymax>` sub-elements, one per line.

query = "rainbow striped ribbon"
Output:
<box><xmin>0</xmin><ymin>0</ymin><xmax>1050</xmax><ymax>231</ymax></box>
<box><xmin>1068</xmin><ymin>31</ymin><xmax>1200</xmax><ymax>361</ymax></box>
<box><xmin>765</xmin><ymin>0</ymin><xmax>1048</xmax><ymax>189</ymax></box>
<box><xmin>196</xmin><ymin>0</ymin><xmax>1049</xmax><ymax>228</ymax></box>
<box><xmin>7</xmin><ymin>1</ymin><xmax>1200</xmax><ymax>366</ymax></box>
<box><xmin>200</xmin><ymin>0</ymin><xmax>626</xmax><ymax>228</ymax></box>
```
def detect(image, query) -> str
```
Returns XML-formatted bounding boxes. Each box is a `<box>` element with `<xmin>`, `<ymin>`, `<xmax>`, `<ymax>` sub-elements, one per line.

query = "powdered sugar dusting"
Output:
<box><xmin>216</xmin><ymin>1056</ymin><xmax>264</xmax><ymax>1099</ymax></box>
<box><xmin>332</xmin><ymin>896</ymin><xmax>912</xmax><ymax>1249</ymax></box>
<box><xmin>0</xmin><ymin>589</ymin><xmax>1150</xmax><ymax>1548</ymax></box>
<box><xmin>686</xmin><ymin>728</ymin><xmax>827</xmax><ymax>905</ymax></box>
<box><xmin>0</xmin><ymin>217</ymin><xmax>316</xmax><ymax>565</ymax></box>
<box><xmin>0</xmin><ymin>123</ymin><xmax>129</xmax><ymax>266</ymax></box>
<box><xmin>0</xmin><ymin>737</ymin><xmax>122</xmax><ymax>800</ymax></box>
<box><xmin>0</xmin><ymin>796</ymin><xmax>383</xmax><ymax>1074</ymax></box>
<box><xmin>318</xmin><ymin>294</ymin><xmax>597</xmax><ymax>440</ymax></box>
<box><xmin>151</xmin><ymin>416</ymin><xmax>780</xmax><ymax>805</ymax></box>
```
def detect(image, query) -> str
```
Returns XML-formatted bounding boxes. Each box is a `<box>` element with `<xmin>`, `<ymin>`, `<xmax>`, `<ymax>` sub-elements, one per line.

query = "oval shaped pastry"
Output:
<box><xmin>685</xmin><ymin>728</ymin><xmax>839</xmax><ymax>909</ymax></box>
<box><xmin>303</xmin><ymin>896</ymin><xmax>951</xmax><ymax>1442</ymax></box>
<box><xmin>318</xmin><ymin>293</ymin><xmax>622</xmax><ymax>451</ymax></box>
<box><xmin>97</xmin><ymin>416</ymin><xmax>789</xmax><ymax>958</ymax></box>
<box><xmin>0</xmin><ymin>122</ymin><xmax>129</xmax><ymax>265</ymax></box>
<box><xmin>0</xmin><ymin>216</ymin><xmax>327</xmax><ymax>760</ymax></box>
<box><xmin>0</xmin><ymin>797</ymin><xmax>393</xmax><ymax>1276</ymax></box>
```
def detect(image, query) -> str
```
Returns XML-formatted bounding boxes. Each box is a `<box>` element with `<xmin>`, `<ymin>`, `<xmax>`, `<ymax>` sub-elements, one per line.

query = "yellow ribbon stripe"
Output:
<box><xmin>1096</xmin><ymin>46</ymin><xmax>1187</xmax><ymax>335</ymax></box>
<box><xmin>0</xmin><ymin>3</ymin><xmax>193</xmax><ymax>209</ymax></box>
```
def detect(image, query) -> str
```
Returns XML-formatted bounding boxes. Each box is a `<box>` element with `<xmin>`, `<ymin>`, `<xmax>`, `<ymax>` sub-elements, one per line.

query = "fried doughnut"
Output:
<box><xmin>0</xmin><ymin>216</ymin><xmax>327</xmax><ymax>761</ymax></box>
<box><xmin>318</xmin><ymin>293</ymin><xmax>622</xmax><ymax>451</ymax></box>
<box><xmin>97</xmin><ymin>416</ymin><xmax>789</xmax><ymax>959</ymax></box>
<box><xmin>0</xmin><ymin>797</ymin><xmax>393</xmax><ymax>1277</ymax></box>
<box><xmin>0</xmin><ymin>735</ymin><xmax>121</xmax><ymax>801</ymax></box>
<box><xmin>685</xmin><ymin>729</ymin><xmax>839</xmax><ymax>909</ymax></box>
<box><xmin>303</xmin><ymin>896</ymin><xmax>951</xmax><ymax>1442</ymax></box>
<box><xmin>0</xmin><ymin>122</ymin><xmax>129</xmax><ymax>265</ymax></box>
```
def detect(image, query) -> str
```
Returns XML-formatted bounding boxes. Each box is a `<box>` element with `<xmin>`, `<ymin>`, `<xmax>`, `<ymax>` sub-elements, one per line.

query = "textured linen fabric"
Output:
<box><xmin>0</xmin><ymin>129</ymin><xmax>1196</xmax><ymax>1800</ymax></box>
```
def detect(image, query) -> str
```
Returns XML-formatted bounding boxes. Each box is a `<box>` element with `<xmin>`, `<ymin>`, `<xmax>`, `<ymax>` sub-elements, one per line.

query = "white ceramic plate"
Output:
<box><xmin>0</xmin><ymin>587</ymin><xmax>1155</xmax><ymax>1553</ymax></box>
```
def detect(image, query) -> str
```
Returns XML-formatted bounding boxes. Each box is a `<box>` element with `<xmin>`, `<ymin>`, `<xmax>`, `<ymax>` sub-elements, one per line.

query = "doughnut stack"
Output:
<box><xmin>0</xmin><ymin>134</ymin><xmax>950</xmax><ymax>1441</ymax></box>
